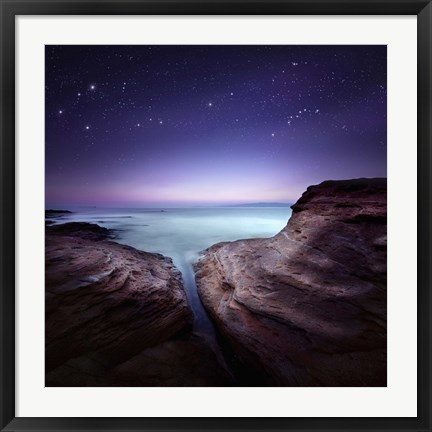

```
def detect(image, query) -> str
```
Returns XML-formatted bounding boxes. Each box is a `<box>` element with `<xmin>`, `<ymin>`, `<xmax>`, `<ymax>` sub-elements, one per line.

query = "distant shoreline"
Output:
<box><xmin>219</xmin><ymin>203</ymin><xmax>292</xmax><ymax>208</ymax></box>
<box><xmin>45</xmin><ymin>204</ymin><xmax>293</xmax><ymax>211</ymax></box>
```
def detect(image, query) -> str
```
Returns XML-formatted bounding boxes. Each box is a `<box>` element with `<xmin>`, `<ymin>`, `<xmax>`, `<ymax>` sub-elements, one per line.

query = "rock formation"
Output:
<box><xmin>46</xmin><ymin>222</ymin><xmax>232</xmax><ymax>386</ymax></box>
<box><xmin>195</xmin><ymin>178</ymin><xmax>387</xmax><ymax>386</ymax></box>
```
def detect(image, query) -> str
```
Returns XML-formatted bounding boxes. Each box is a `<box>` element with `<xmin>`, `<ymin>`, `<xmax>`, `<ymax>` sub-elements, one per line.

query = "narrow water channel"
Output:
<box><xmin>170</xmin><ymin>253</ymin><xmax>217</xmax><ymax>336</ymax></box>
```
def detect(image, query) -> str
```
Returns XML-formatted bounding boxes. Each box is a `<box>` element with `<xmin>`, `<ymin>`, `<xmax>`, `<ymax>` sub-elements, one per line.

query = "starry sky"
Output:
<box><xmin>45</xmin><ymin>45</ymin><xmax>386</xmax><ymax>208</ymax></box>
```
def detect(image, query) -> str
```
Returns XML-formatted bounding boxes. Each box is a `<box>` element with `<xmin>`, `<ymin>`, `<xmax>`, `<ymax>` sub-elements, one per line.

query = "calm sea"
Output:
<box><xmin>52</xmin><ymin>207</ymin><xmax>292</xmax><ymax>335</ymax></box>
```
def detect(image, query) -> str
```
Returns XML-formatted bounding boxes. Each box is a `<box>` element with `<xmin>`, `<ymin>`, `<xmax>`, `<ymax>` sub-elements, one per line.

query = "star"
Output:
<box><xmin>45</xmin><ymin>45</ymin><xmax>386</xmax><ymax>211</ymax></box>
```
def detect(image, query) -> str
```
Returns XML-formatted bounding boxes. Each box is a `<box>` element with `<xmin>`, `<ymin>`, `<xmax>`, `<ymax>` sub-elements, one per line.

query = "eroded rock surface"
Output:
<box><xmin>195</xmin><ymin>178</ymin><xmax>387</xmax><ymax>386</ymax></box>
<box><xmin>46</xmin><ymin>223</ymin><xmax>232</xmax><ymax>386</ymax></box>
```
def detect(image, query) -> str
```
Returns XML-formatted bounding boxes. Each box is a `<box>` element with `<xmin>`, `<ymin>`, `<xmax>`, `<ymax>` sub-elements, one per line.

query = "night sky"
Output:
<box><xmin>45</xmin><ymin>45</ymin><xmax>386</xmax><ymax>207</ymax></box>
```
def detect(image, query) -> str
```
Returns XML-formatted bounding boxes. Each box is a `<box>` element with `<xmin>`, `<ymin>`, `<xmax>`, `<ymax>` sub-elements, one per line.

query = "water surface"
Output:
<box><xmin>55</xmin><ymin>207</ymin><xmax>292</xmax><ymax>335</ymax></box>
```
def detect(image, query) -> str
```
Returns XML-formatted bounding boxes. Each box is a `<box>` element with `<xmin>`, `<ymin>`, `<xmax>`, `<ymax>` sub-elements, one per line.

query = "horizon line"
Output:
<box><xmin>45</xmin><ymin>201</ymin><xmax>294</xmax><ymax>210</ymax></box>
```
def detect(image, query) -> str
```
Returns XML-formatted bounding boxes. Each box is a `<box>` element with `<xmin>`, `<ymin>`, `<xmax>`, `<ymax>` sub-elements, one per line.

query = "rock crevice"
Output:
<box><xmin>46</xmin><ymin>222</ymin><xmax>233</xmax><ymax>386</ymax></box>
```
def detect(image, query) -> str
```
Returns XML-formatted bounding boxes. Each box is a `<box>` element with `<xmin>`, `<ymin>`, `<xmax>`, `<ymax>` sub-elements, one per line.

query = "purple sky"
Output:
<box><xmin>45</xmin><ymin>45</ymin><xmax>386</xmax><ymax>208</ymax></box>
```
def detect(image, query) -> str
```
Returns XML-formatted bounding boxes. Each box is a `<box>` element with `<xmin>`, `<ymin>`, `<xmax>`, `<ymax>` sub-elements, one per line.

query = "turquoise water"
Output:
<box><xmin>53</xmin><ymin>207</ymin><xmax>292</xmax><ymax>335</ymax></box>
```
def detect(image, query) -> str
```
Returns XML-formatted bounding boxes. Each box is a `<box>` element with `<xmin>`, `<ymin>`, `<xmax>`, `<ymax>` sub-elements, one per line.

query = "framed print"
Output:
<box><xmin>1</xmin><ymin>1</ymin><xmax>431</xmax><ymax>431</ymax></box>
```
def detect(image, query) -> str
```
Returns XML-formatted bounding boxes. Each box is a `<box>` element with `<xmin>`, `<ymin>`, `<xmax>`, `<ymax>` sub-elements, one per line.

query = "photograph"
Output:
<box><xmin>45</xmin><ymin>44</ymin><xmax>387</xmax><ymax>387</ymax></box>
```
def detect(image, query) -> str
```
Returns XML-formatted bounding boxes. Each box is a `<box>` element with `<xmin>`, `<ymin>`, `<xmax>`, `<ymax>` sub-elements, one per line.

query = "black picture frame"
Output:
<box><xmin>1</xmin><ymin>1</ymin><xmax>431</xmax><ymax>431</ymax></box>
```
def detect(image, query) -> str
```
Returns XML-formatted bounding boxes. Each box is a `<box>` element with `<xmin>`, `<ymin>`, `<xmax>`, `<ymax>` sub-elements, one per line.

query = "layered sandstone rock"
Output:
<box><xmin>46</xmin><ymin>222</ymin><xmax>232</xmax><ymax>386</ymax></box>
<box><xmin>195</xmin><ymin>178</ymin><xmax>387</xmax><ymax>386</ymax></box>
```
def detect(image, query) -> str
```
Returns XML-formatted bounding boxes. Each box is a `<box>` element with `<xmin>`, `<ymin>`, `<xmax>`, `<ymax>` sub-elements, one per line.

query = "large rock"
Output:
<box><xmin>47</xmin><ymin>221</ymin><xmax>112</xmax><ymax>240</ymax></box>
<box><xmin>195</xmin><ymin>178</ymin><xmax>387</xmax><ymax>386</ymax></box>
<box><xmin>46</xmin><ymin>223</ymin><xmax>232</xmax><ymax>386</ymax></box>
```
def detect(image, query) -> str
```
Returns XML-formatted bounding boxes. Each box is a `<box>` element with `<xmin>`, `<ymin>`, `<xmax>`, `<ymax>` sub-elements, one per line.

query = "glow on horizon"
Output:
<box><xmin>46</xmin><ymin>182</ymin><xmax>301</xmax><ymax>207</ymax></box>
<box><xmin>47</xmin><ymin>156</ymin><xmax>306</xmax><ymax>206</ymax></box>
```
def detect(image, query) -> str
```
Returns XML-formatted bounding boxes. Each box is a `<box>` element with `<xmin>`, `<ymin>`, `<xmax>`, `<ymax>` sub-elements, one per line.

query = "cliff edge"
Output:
<box><xmin>195</xmin><ymin>178</ymin><xmax>387</xmax><ymax>386</ymax></box>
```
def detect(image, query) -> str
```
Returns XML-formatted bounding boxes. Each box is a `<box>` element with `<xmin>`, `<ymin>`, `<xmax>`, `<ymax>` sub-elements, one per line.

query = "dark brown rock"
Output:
<box><xmin>195</xmin><ymin>178</ymin><xmax>387</xmax><ymax>386</ymax></box>
<box><xmin>47</xmin><ymin>221</ymin><xmax>112</xmax><ymax>241</ymax></box>
<box><xmin>46</xmin><ymin>223</ymin><xmax>232</xmax><ymax>386</ymax></box>
<box><xmin>46</xmin><ymin>209</ymin><xmax>72</xmax><ymax>215</ymax></box>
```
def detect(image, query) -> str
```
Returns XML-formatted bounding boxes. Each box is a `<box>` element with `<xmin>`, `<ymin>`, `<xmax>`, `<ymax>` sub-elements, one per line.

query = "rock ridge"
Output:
<box><xmin>46</xmin><ymin>222</ymin><xmax>233</xmax><ymax>386</ymax></box>
<box><xmin>195</xmin><ymin>178</ymin><xmax>387</xmax><ymax>386</ymax></box>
